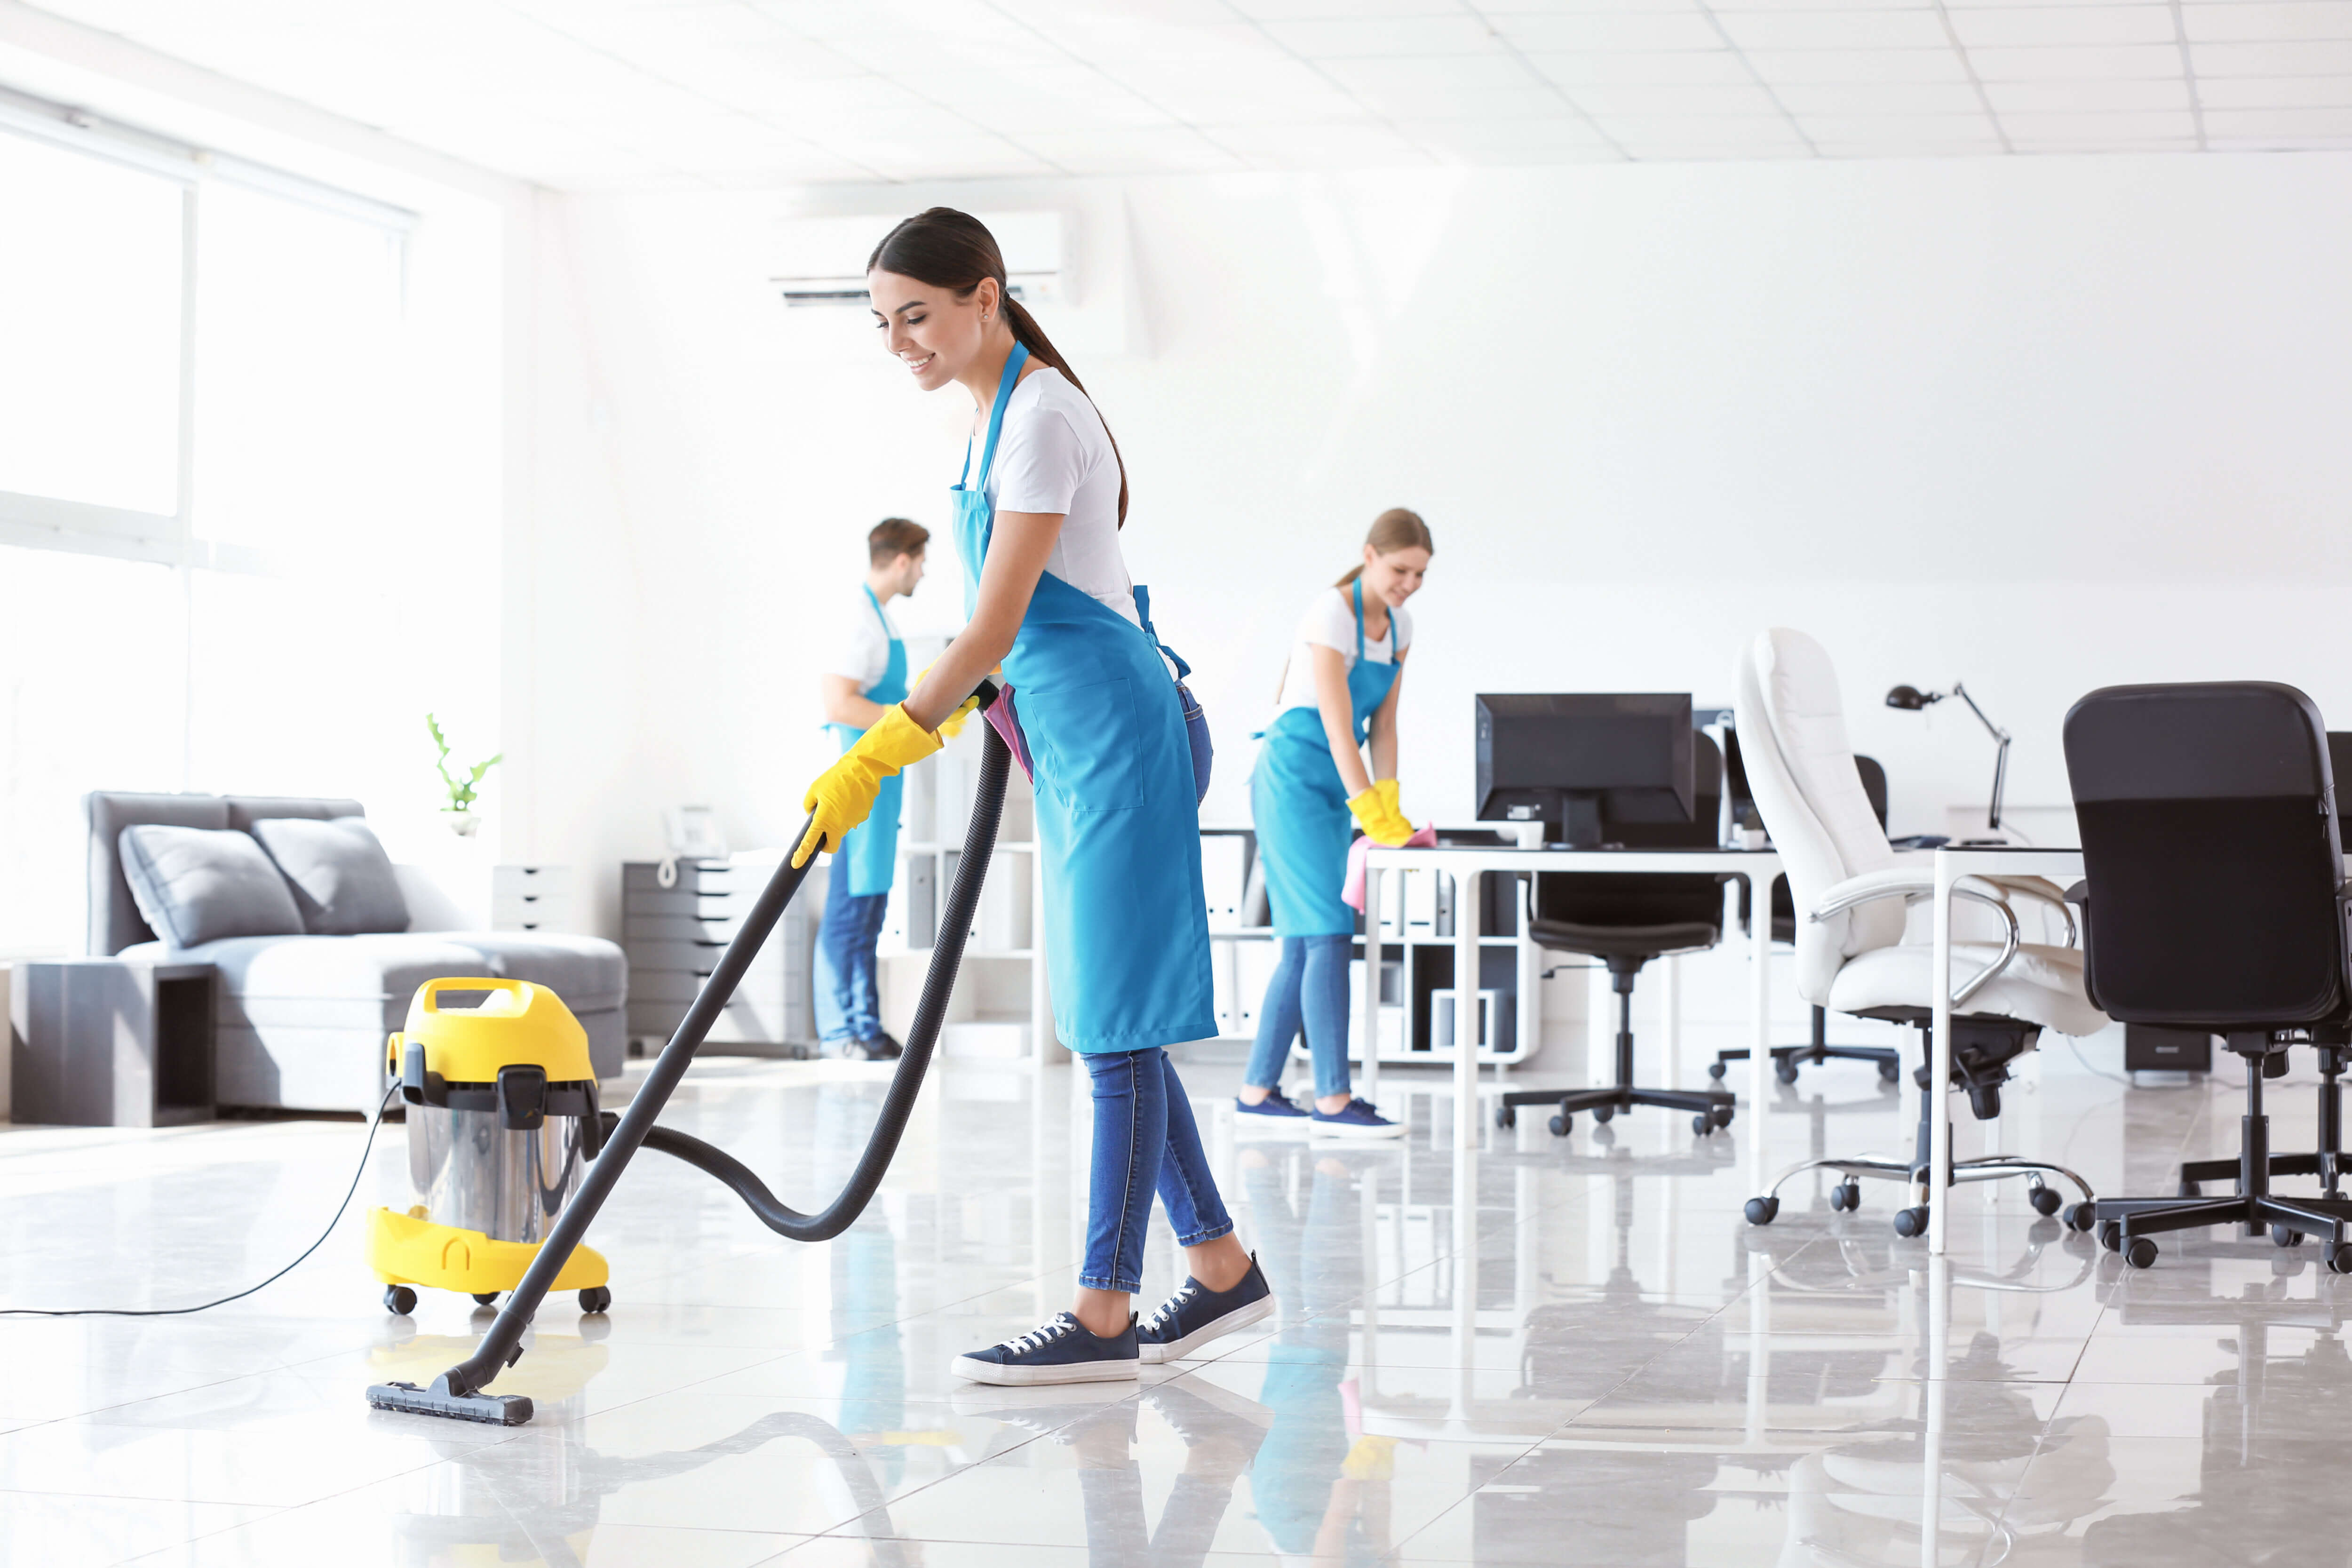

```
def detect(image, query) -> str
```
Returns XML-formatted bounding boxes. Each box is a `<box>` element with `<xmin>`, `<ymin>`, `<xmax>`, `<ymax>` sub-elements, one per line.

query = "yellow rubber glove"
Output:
<box><xmin>914</xmin><ymin>661</ymin><xmax>985</xmax><ymax>740</ymax></box>
<box><xmin>1347</xmin><ymin>786</ymin><xmax>1414</xmax><ymax>847</ymax></box>
<box><xmin>1341</xmin><ymin>1434</ymin><xmax>1398</xmax><ymax>1482</ymax></box>
<box><xmin>1374</xmin><ymin>778</ymin><xmax>1410</xmax><ymax>833</ymax></box>
<box><xmin>793</xmin><ymin>704</ymin><xmax>943</xmax><ymax>868</ymax></box>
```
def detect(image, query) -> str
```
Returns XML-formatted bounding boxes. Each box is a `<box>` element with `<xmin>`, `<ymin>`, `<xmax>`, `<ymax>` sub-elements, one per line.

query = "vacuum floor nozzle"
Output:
<box><xmin>366</xmin><ymin>1378</ymin><xmax>534</xmax><ymax>1425</ymax></box>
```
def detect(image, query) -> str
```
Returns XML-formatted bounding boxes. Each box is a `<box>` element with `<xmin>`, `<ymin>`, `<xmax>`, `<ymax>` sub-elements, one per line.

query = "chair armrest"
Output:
<box><xmin>1810</xmin><ymin>867</ymin><xmax>2009</xmax><ymax>923</ymax></box>
<box><xmin>1979</xmin><ymin>875</ymin><xmax>2077</xmax><ymax>947</ymax></box>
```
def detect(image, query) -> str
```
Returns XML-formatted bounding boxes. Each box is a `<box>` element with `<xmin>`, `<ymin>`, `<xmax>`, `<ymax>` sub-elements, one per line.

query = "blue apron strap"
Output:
<box><xmin>973</xmin><ymin>342</ymin><xmax>1030</xmax><ymax>492</ymax></box>
<box><xmin>1353</xmin><ymin>578</ymin><xmax>1366</xmax><ymax>663</ymax></box>
<box><xmin>1131</xmin><ymin>585</ymin><xmax>1193</xmax><ymax>682</ymax></box>
<box><xmin>863</xmin><ymin>582</ymin><xmax>888</xmax><ymax>632</ymax></box>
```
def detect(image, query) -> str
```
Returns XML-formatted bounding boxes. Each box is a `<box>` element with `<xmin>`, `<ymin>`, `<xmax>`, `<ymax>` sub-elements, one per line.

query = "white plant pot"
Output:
<box><xmin>444</xmin><ymin>811</ymin><xmax>480</xmax><ymax>838</ymax></box>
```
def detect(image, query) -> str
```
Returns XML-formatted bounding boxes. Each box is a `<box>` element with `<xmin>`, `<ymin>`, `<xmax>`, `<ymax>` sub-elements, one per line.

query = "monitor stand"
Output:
<box><xmin>1561</xmin><ymin>793</ymin><xmax>1604</xmax><ymax>850</ymax></box>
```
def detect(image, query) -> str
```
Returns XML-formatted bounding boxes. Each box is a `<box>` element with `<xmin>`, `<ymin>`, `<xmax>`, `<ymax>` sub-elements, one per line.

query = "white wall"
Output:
<box><xmin>515</xmin><ymin>152</ymin><xmax>2352</xmax><ymax>988</ymax></box>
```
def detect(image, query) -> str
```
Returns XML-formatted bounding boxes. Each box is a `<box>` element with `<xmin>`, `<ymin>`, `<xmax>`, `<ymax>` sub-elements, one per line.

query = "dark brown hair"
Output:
<box><xmin>869</xmin><ymin>207</ymin><xmax>1128</xmax><ymax>526</ymax></box>
<box><xmin>868</xmin><ymin>516</ymin><xmax>929</xmax><ymax>566</ymax></box>
<box><xmin>1337</xmin><ymin>507</ymin><xmax>1435</xmax><ymax>587</ymax></box>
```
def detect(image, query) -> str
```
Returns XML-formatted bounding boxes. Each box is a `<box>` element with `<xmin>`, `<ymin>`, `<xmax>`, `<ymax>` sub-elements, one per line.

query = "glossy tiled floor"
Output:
<box><xmin>5</xmin><ymin>1045</ymin><xmax>2352</xmax><ymax>1565</ymax></box>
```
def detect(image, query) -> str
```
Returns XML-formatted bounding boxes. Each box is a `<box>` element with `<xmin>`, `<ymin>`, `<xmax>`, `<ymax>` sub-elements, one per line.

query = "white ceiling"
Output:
<box><xmin>26</xmin><ymin>0</ymin><xmax>2352</xmax><ymax>187</ymax></box>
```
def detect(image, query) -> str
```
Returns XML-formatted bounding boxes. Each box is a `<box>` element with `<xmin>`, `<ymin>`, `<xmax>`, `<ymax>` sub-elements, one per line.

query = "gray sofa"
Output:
<box><xmin>89</xmin><ymin>793</ymin><xmax>626</xmax><ymax>1113</ymax></box>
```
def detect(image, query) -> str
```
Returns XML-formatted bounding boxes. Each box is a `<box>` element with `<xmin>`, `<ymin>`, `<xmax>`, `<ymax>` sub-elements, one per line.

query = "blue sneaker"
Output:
<box><xmin>1136</xmin><ymin>1253</ymin><xmax>1276</xmax><ymax>1364</ymax></box>
<box><xmin>952</xmin><ymin>1312</ymin><xmax>1139</xmax><ymax>1386</ymax></box>
<box><xmin>1236</xmin><ymin>1088</ymin><xmax>1311</xmax><ymax>1122</ymax></box>
<box><xmin>1310</xmin><ymin>1097</ymin><xmax>1404</xmax><ymax>1139</ymax></box>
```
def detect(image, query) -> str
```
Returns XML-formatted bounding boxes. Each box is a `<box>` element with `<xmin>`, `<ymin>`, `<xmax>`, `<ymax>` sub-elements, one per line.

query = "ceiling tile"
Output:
<box><xmin>2181</xmin><ymin>2</ymin><xmax>2352</xmax><ymax>41</ymax></box>
<box><xmin>1995</xmin><ymin>107</ymin><xmax>2201</xmax><ymax>137</ymax></box>
<box><xmin>1981</xmin><ymin>76</ymin><xmax>2191</xmax><ymax>111</ymax></box>
<box><xmin>2192</xmin><ymin>38</ymin><xmax>2352</xmax><ymax>70</ymax></box>
<box><xmin>1947</xmin><ymin>6</ymin><xmax>2178</xmax><ymax>46</ymax></box>
<box><xmin>1713</xmin><ymin>10</ymin><xmax>1956</xmax><ymax>49</ymax></box>
<box><xmin>1772</xmin><ymin>79</ymin><xmax>1987</xmax><ymax>111</ymax></box>
<box><xmin>1224</xmin><ymin>0</ymin><xmax>1463</xmax><ymax>16</ymax></box>
<box><xmin>1256</xmin><ymin>16</ymin><xmax>1509</xmax><ymax>57</ymax></box>
<box><xmin>1524</xmin><ymin>49</ymin><xmax>1761</xmax><ymax>85</ymax></box>
<box><xmin>1012</xmin><ymin>126</ymin><xmax>1247</xmax><ymax>174</ymax></box>
<box><xmin>2196</xmin><ymin>74</ymin><xmax>2352</xmax><ymax>106</ymax></box>
<box><xmin>890</xmin><ymin>65</ymin><xmax>1177</xmax><ymax>133</ymax></box>
<box><xmin>1317</xmin><ymin>55</ymin><xmax>1565</xmax><ymax>118</ymax></box>
<box><xmin>1964</xmin><ymin>43</ymin><xmax>2185</xmax><ymax>77</ymax></box>
<box><xmin>825</xmin><ymin>133</ymin><xmax>1059</xmax><ymax>181</ymax></box>
<box><xmin>1388</xmin><ymin>115</ymin><xmax>1617</xmax><ymax>154</ymax></box>
<box><xmin>1492</xmin><ymin>12</ymin><xmax>1730</xmax><ymax>51</ymax></box>
<box><xmin>1742</xmin><ymin>47</ymin><xmax>1971</xmax><ymax>81</ymax></box>
<box><xmin>1208</xmin><ymin>119</ymin><xmax>1435</xmax><ymax>167</ymax></box>
<box><xmin>1594</xmin><ymin>111</ymin><xmax>1811</xmax><ymax>143</ymax></box>
<box><xmin>1814</xmin><ymin>139</ymin><xmax>2008</xmax><ymax>156</ymax></box>
<box><xmin>1796</xmin><ymin>110</ymin><xmax>1998</xmax><ymax>139</ymax></box>
<box><xmin>2203</xmin><ymin>104</ymin><xmax>2352</xmax><ymax>136</ymax></box>
<box><xmin>1566</xmin><ymin>82</ymin><xmax>1787</xmax><ymax>114</ymax></box>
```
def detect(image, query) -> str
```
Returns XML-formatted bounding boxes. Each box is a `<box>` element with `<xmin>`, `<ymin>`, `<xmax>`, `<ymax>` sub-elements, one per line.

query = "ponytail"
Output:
<box><xmin>1337</xmin><ymin>507</ymin><xmax>1435</xmax><ymax>587</ymax></box>
<box><xmin>871</xmin><ymin>208</ymin><xmax>1128</xmax><ymax>526</ymax></box>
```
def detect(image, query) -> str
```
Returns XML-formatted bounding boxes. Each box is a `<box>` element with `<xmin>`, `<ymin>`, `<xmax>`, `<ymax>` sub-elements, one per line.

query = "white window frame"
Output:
<box><xmin>0</xmin><ymin>83</ymin><xmax>416</xmax><ymax>578</ymax></box>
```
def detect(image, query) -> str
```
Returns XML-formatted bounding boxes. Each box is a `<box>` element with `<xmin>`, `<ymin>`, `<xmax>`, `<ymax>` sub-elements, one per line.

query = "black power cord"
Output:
<box><xmin>0</xmin><ymin>1083</ymin><xmax>400</xmax><ymax>1318</ymax></box>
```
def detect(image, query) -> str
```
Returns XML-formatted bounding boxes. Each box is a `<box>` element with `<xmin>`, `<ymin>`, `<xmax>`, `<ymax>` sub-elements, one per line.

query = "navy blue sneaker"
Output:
<box><xmin>1136</xmin><ymin>1254</ymin><xmax>1276</xmax><ymax>1364</ymax></box>
<box><xmin>952</xmin><ymin>1312</ymin><xmax>1139</xmax><ymax>1386</ymax></box>
<box><xmin>1310</xmin><ymin>1097</ymin><xmax>1404</xmax><ymax>1139</ymax></box>
<box><xmin>1242</xmin><ymin>1086</ymin><xmax>1317</xmax><ymax>1123</ymax></box>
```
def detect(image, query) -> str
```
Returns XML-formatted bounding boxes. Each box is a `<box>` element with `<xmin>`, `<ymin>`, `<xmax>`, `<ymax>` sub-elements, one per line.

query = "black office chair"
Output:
<box><xmin>1494</xmin><ymin>732</ymin><xmax>1738</xmax><ymax>1139</ymax></box>
<box><xmin>2066</xmin><ymin>682</ymin><xmax>2352</xmax><ymax>1271</ymax></box>
<box><xmin>1710</xmin><ymin>742</ymin><xmax>1901</xmax><ymax>1089</ymax></box>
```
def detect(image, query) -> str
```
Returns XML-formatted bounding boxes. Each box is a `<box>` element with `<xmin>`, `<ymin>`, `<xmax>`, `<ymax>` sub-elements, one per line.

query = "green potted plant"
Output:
<box><xmin>428</xmin><ymin>714</ymin><xmax>501</xmax><ymax>837</ymax></box>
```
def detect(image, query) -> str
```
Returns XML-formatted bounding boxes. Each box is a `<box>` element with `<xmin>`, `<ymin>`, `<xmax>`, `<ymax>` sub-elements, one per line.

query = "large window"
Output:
<box><xmin>0</xmin><ymin>105</ymin><xmax>471</xmax><ymax>958</ymax></box>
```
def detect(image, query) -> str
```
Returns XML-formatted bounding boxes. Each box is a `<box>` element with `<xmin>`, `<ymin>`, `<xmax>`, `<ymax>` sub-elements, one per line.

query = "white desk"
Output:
<box><xmin>1361</xmin><ymin>843</ymin><xmax>1783</xmax><ymax>1166</ymax></box>
<box><xmin>1926</xmin><ymin>844</ymin><xmax>2085</xmax><ymax>1257</ymax></box>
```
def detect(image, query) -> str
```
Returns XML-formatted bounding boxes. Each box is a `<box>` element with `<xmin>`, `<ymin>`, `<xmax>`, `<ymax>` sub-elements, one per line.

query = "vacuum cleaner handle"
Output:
<box><xmin>410</xmin><ymin>680</ymin><xmax>1004</xmax><ymax>1417</ymax></box>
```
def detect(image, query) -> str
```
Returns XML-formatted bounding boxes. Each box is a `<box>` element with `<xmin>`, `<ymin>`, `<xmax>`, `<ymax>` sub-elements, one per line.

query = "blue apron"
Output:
<box><xmin>1249</xmin><ymin>580</ymin><xmax>1399</xmax><ymax>937</ymax></box>
<box><xmin>824</xmin><ymin>584</ymin><xmax>909</xmax><ymax>898</ymax></box>
<box><xmin>952</xmin><ymin>344</ymin><xmax>1215</xmax><ymax>1053</ymax></box>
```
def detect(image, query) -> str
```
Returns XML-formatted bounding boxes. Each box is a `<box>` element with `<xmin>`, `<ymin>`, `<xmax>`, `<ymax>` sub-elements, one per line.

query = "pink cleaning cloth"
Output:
<box><xmin>1343</xmin><ymin>823</ymin><xmax>1436</xmax><ymax>912</ymax></box>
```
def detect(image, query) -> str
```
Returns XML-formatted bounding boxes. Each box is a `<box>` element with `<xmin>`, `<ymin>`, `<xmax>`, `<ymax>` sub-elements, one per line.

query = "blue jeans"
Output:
<box><xmin>1242</xmin><ymin>935</ymin><xmax>1352</xmax><ymax>1102</ymax></box>
<box><xmin>813</xmin><ymin>865</ymin><xmax>888</xmax><ymax>1045</ymax></box>
<box><xmin>1081</xmin><ymin>1047</ymin><xmax>1233</xmax><ymax>1294</ymax></box>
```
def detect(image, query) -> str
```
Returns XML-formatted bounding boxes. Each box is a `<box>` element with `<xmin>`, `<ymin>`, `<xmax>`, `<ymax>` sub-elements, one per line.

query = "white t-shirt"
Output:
<box><xmin>826</xmin><ymin>587</ymin><xmax>900</xmax><ymax>692</ymax></box>
<box><xmin>1273</xmin><ymin>586</ymin><xmax>1412</xmax><ymax>715</ymax></box>
<box><xmin>986</xmin><ymin>366</ymin><xmax>1138</xmax><ymax>627</ymax></box>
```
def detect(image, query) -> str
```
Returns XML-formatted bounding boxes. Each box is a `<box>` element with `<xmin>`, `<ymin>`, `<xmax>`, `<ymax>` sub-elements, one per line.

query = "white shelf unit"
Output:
<box><xmin>886</xmin><ymin>718</ymin><xmax>1048</xmax><ymax>1059</ymax></box>
<box><xmin>1205</xmin><ymin>830</ymin><xmax>1539</xmax><ymax>1069</ymax></box>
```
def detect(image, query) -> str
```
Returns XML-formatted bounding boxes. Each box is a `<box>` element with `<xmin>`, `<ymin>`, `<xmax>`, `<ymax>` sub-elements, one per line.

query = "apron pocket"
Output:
<box><xmin>1023</xmin><ymin>677</ymin><xmax>1144</xmax><ymax>813</ymax></box>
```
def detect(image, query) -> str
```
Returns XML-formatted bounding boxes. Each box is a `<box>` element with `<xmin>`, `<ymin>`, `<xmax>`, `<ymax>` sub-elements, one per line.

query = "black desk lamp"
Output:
<box><xmin>1886</xmin><ymin>681</ymin><xmax>2010</xmax><ymax>833</ymax></box>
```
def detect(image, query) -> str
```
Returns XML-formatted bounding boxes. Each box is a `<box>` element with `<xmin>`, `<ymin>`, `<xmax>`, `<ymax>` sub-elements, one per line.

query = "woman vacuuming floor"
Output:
<box><xmin>794</xmin><ymin>207</ymin><xmax>1271</xmax><ymax>1386</ymax></box>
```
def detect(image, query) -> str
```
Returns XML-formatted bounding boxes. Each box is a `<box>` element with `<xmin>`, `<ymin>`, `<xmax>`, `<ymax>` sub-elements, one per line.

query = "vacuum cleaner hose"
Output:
<box><xmin>628</xmin><ymin>720</ymin><xmax>1008</xmax><ymax>1241</ymax></box>
<box><xmin>410</xmin><ymin>685</ymin><xmax>1009</xmax><ymax>1411</ymax></box>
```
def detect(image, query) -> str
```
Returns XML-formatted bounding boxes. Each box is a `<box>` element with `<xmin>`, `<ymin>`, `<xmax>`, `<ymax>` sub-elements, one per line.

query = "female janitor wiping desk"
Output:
<box><xmin>795</xmin><ymin>207</ymin><xmax>1270</xmax><ymax>1387</ymax></box>
<box><xmin>1238</xmin><ymin>510</ymin><xmax>1434</xmax><ymax>1138</ymax></box>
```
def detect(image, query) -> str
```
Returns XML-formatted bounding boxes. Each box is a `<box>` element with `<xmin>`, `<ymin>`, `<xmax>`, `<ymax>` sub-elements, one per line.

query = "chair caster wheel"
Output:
<box><xmin>1774</xmin><ymin>1062</ymin><xmax>1799</xmax><ymax>1085</ymax></box>
<box><xmin>1712</xmin><ymin>1106</ymin><xmax>1734</xmax><ymax>1129</ymax></box>
<box><xmin>579</xmin><ymin>1286</ymin><xmax>612</xmax><ymax>1313</ymax></box>
<box><xmin>1548</xmin><ymin>1114</ymin><xmax>1570</xmax><ymax>1137</ymax></box>
<box><xmin>2329</xmin><ymin>1242</ymin><xmax>2352</xmax><ymax>1275</ymax></box>
<box><xmin>1830</xmin><ymin>1182</ymin><xmax>1861</xmax><ymax>1213</ymax></box>
<box><xmin>1707</xmin><ymin>1061</ymin><xmax>1727</xmax><ymax>1081</ymax></box>
<box><xmin>472</xmin><ymin>1292</ymin><xmax>501</xmax><ymax>1305</ymax></box>
<box><xmin>1692</xmin><ymin>1114</ymin><xmax>1712</xmax><ymax>1136</ymax></box>
<box><xmin>1892</xmin><ymin>1206</ymin><xmax>1929</xmax><ymax>1239</ymax></box>
<box><xmin>2098</xmin><ymin>1221</ymin><xmax>2122</xmax><ymax>1252</ymax></box>
<box><xmin>2029</xmin><ymin>1186</ymin><xmax>2062</xmax><ymax>1217</ymax></box>
<box><xmin>2272</xmin><ymin>1224</ymin><xmax>2306</xmax><ymax>1248</ymax></box>
<box><xmin>1878</xmin><ymin>1060</ymin><xmax>1900</xmax><ymax>1084</ymax></box>
<box><xmin>2124</xmin><ymin>1236</ymin><xmax>2160</xmax><ymax>1269</ymax></box>
<box><xmin>1591</xmin><ymin>1106</ymin><xmax>1615</xmax><ymax>1124</ymax></box>
<box><xmin>2066</xmin><ymin>1202</ymin><xmax>2098</xmax><ymax>1233</ymax></box>
<box><xmin>1495</xmin><ymin>1106</ymin><xmax>1516</xmax><ymax>1130</ymax></box>
<box><xmin>383</xmin><ymin>1285</ymin><xmax>417</xmax><ymax>1316</ymax></box>
<box><xmin>1745</xmin><ymin>1196</ymin><xmax>1779</xmax><ymax>1226</ymax></box>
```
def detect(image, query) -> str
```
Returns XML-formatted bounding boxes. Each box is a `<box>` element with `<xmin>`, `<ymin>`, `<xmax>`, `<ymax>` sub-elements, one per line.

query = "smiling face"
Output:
<box><xmin>869</xmin><ymin>268</ymin><xmax>998</xmax><ymax>393</ymax></box>
<box><xmin>1361</xmin><ymin>544</ymin><xmax>1431</xmax><ymax>608</ymax></box>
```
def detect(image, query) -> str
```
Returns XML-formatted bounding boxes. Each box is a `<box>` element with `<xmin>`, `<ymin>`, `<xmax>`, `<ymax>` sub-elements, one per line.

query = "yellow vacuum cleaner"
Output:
<box><xmin>368</xmin><ymin>977</ymin><xmax>613</xmax><ymax>1317</ymax></box>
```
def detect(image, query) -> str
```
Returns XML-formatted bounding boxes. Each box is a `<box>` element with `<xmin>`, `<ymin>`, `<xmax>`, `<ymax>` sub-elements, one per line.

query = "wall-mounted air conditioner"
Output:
<box><xmin>773</xmin><ymin>211</ymin><xmax>1066</xmax><ymax>308</ymax></box>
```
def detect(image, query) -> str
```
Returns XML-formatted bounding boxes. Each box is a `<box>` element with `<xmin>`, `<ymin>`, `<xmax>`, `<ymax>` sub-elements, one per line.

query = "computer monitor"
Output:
<box><xmin>1475</xmin><ymin>693</ymin><xmax>1695</xmax><ymax>848</ymax></box>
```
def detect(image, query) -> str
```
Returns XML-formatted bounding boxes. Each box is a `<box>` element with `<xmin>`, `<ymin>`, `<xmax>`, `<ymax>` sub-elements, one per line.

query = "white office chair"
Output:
<box><xmin>1735</xmin><ymin>628</ymin><xmax>2106</xmax><ymax>1237</ymax></box>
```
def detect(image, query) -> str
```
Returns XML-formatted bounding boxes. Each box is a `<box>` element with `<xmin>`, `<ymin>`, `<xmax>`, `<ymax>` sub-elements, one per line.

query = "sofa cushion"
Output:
<box><xmin>118</xmin><ymin>825</ymin><xmax>305</xmax><ymax>949</ymax></box>
<box><xmin>129</xmin><ymin>930</ymin><xmax>627</xmax><ymax>1029</ymax></box>
<box><xmin>251</xmin><ymin>817</ymin><xmax>410</xmax><ymax>936</ymax></box>
<box><xmin>448</xmin><ymin>933</ymin><xmax>627</xmax><ymax>1012</ymax></box>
